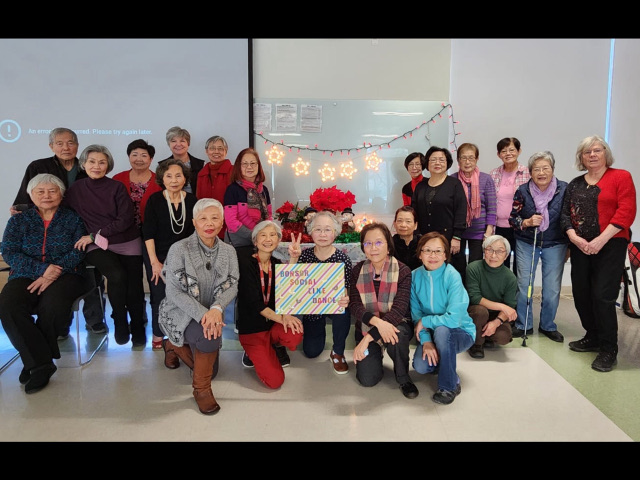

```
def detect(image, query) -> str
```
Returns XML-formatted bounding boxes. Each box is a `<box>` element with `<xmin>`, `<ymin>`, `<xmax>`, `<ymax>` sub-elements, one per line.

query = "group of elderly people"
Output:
<box><xmin>0</xmin><ymin>131</ymin><xmax>635</xmax><ymax>414</ymax></box>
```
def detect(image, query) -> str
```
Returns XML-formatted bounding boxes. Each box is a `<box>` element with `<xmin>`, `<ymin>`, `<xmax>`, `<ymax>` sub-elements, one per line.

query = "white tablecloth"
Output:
<box><xmin>274</xmin><ymin>242</ymin><xmax>366</xmax><ymax>264</ymax></box>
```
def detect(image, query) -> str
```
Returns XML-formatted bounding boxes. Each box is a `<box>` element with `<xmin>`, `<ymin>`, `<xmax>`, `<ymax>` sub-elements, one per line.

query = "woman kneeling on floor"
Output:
<box><xmin>159</xmin><ymin>198</ymin><xmax>239</xmax><ymax>415</ymax></box>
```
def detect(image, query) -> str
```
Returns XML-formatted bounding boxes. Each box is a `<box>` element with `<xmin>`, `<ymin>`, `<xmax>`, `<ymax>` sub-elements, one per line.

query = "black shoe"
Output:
<box><xmin>539</xmin><ymin>328</ymin><xmax>564</xmax><ymax>343</ymax></box>
<box><xmin>86</xmin><ymin>322</ymin><xmax>108</xmax><ymax>334</ymax></box>
<box><xmin>114</xmin><ymin>325</ymin><xmax>130</xmax><ymax>345</ymax></box>
<box><xmin>591</xmin><ymin>351</ymin><xmax>617</xmax><ymax>372</ymax></box>
<box><xmin>468</xmin><ymin>344</ymin><xmax>484</xmax><ymax>359</ymax></box>
<box><xmin>483</xmin><ymin>339</ymin><xmax>496</xmax><ymax>348</ymax></box>
<box><xmin>25</xmin><ymin>363</ymin><xmax>57</xmax><ymax>394</ymax></box>
<box><xmin>400</xmin><ymin>381</ymin><xmax>419</xmax><ymax>399</ymax></box>
<box><xmin>432</xmin><ymin>383</ymin><xmax>461</xmax><ymax>405</ymax></box>
<box><xmin>241</xmin><ymin>352</ymin><xmax>254</xmax><ymax>368</ymax></box>
<box><xmin>56</xmin><ymin>326</ymin><xmax>70</xmax><ymax>341</ymax></box>
<box><xmin>19</xmin><ymin>367</ymin><xmax>30</xmax><ymax>385</ymax></box>
<box><xmin>568</xmin><ymin>336</ymin><xmax>600</xmax><ymax>353</ymax></box>
<box><xmin>512</xmin><ymin>327</ymin><xmax>533</xmax><ymax>338</ymax></box>
<box><xmin>274</xmin><ymin>345</ymin><xmax>290</xmax><ymax>367</ymax></box>
<box><xmin>131</xmin><ymin>333</ymin><xmax>147</xmax><ymax>348</ymax></box>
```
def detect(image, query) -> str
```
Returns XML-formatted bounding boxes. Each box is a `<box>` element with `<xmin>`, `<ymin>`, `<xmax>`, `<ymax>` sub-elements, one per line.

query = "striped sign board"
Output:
<box><xmin>275</xmin><ymin>263</ymin><xmax>345</xmax><ymax>315</ymax></box>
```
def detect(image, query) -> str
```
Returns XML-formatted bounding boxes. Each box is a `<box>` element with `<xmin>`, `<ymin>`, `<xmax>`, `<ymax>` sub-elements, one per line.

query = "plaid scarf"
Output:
<box><xmin>356</xmin><ymin>256</ymin><xmax>399</xmax><ymax>337</ymax></box>
<box><xmin>238</xmin><ymin>179</ymin><xmax>269</xmax><ymax>221</ymax></box>
<box><xmin>458</xmin><ymin>167</ymin><xmax>481</xmax><ymax>227</ymax></box>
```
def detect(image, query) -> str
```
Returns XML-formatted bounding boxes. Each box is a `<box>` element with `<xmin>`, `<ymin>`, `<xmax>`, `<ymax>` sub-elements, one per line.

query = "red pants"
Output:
<box><xmin>239</xmin><ymin>323</ymin><xmax>302</xmax><ymax>389</ymax></box>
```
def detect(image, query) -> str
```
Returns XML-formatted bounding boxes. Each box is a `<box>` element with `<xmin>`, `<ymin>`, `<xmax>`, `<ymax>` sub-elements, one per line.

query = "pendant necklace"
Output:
<box><xmin>200</xmin><ymin>241</ymin><xmax>218</xmax><ymax>271</ymax></box>
<box><xmin>254</xmin><ymin>254</ymin><xmax>272</xmax><ymax>305</ymax></box>
<box><xmin>164</xmin><ymin>190</ymin><xmax>186</xmax><ymax>234</ymax></box>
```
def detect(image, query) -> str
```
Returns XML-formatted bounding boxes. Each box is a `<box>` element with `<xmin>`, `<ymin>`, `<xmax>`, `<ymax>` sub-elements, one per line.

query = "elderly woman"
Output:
<box><xmin>561</xmin><ymin>135</ymin><xmax>636</xmax><ymax>372</ymax></box>
<box><xmin>465</xmin><ymin>235</ymin><xmax>517</xmax><ymax>359</ymax></box>
<box><xmin>159</xmin><ymin>198</ymin><xmax>239</xmax><ymax>415</ymax></box>
<box><xmin>509</xmin><ymin>151</ymin><xmax>568</xmax><ymax>342</ymax></box>
<box><xmin>157</xmin><ymin>126</ymin><xmax>205</xmax><ymax>195</ymax></box>
<box><xmin>401</xmin><ymin>152</ymin><xmax>425</xmax><ymax>206</ymax></box>
<box><xmin>64</xmin><ymin>144</ymin><xmax>146</xmax><ymax>347</ymax></box>
<box><xmin>235</xmin><ymin>221</ymin><xmax>303</xmax><ymax>386</ymax></box>
<box><xmin>143</xmin><ymin>159</ymin><xmax>197</xmax><ymax>350</ymax></box>
<box><xmin>411</xmin><ymin>232</ymin><xmax>475</xmax><ymax>405</ymax></box>
<box><xmin>288</xmin><ymin>211</ymin><xmax>351</xmax><ymax>374</ymax></box>
<box><xmin>350</xmin><ymin>222</ymin><xmax>418</xmax><ymax>400</ymax></box>
<box><xmin>0</xmin><ymin>174</ymin><xmax>86</xmax><ymax>394</ymax></box>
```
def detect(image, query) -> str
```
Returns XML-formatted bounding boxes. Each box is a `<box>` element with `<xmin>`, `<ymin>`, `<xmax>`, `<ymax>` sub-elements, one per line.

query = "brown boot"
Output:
<box><xmin>192</xmin><ymin>349</ymin><xmax>220</xmax><ymax>415</ymax></box>
<box><xmin>162</xmin><ymin>338</ymin><xmax>180</xmax><ymax>369</ymax></box>
<box><xmin>174</xmin><ymin>344</ymin><xmax>194</xmax><ymax>370</ymax></box>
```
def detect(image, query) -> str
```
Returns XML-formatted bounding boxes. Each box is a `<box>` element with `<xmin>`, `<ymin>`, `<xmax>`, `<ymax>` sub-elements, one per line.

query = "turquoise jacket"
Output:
<box><xmin>410</xmin><ymin>262</ymin><xmax>476</xmax><ymax>344</ymax></box>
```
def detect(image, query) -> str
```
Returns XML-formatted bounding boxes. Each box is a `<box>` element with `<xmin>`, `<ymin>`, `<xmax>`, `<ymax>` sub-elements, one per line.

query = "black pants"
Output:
<box><xmin>142</xmin><ymin>247</ymin><xmax>165</xmax><ymax>338</ymax></box>
<box><xmin>450</xmin><ymin>238</ymin><xmax>484</xmax><ymax>286</ymax></box>
<box><xmin>570</xmin><ymin>238</ymin><xmax>627</xmax><ymax>353</ymax></box>
<box><xmin>85</xmin><ymin>249</ymin><xmax>145</xmax><ymax>338</ymax></box>
<box><xmin>355</xmin><ymin>321</ymin><xmax>413</xmax><ymax>386</ymax></box>
<box><xmin>0</xmin><ymin>274</ymin><xmax>85</xmax><ymax>370</ymax></box>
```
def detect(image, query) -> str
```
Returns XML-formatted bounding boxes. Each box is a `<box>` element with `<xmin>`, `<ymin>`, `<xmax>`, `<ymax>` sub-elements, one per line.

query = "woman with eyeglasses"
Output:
<box><xmin>159</xmin><ymin>198</ymin><xmax>239</xmax><ymax>414</ymax></box>
<box><xmin>411</xmin><ymin>146</ymin><xmax>467</xmax><ymax>279</ymax></box>
<box><xmin>560</xmin><ymin>135</ymin><xmax>636</xmax><ymax>373</ymax></box>
<box><xmin>509</xmin><ymin>151</ymin><xmax>568</xmax><ymax>343</ymax></box>
<box><xmin>223</xmin><ymin>147</ymin><xmax>272</xmax><ymax>248</ymax></box>
<box><xmin>411</xmin><ymin>232</ymin><xmax>475</xmax><ymax>405</ymax></box>
<box><xmin>450</xmin><ymin>143</ymin><xmax>497</xmax><ymax>286</ymax></box>
<box><xmin>196</xmin><ymin>135</ymin><xmax>233</xmax><ymax>240</ymax></box>
<box><xmin>401</xmin><ymin>152</ymin><xmax>425</xmax><ymax>206</ymax></box>
<box><xmin>350</xmin><ymin>222</ymin><xmax>419</xmax><ymax>400</ymax></box>
<box><xmin>288</xmin><ymin>210</ymin><xmax>351</xmax><ymax>374</ymax></box>
<box><xmin>465</xmin><ymin>235</ymin><xmax>517</xmax><ymax>359</ymax></box>
<box><xmin>490</xmin><ymin>137</ymin><xmax>531</xmax><ymax>276</ymax></box>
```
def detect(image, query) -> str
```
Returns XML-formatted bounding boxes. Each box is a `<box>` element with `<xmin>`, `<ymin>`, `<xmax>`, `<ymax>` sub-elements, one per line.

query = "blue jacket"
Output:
<box><xmin>509</xmin><ymin>179</ymin><xmax>568</xmax><ymax>248</ymax></box>
<box><xmin>410</xmin><ymin>262</ymin><xmax>476</xmax><ymax>344</ymax></box>
<box><xmin>1</xmin><ymin>205</ymin><xmax>86</xmax><ymax>281</ymax></box>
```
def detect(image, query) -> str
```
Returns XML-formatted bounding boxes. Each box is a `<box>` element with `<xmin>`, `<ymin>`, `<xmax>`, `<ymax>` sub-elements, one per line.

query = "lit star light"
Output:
<box><xmin>291</xmin><ymin>157</ymin><xmax>310</xmax><ymax>176</ymax></box>
<box><xmin>339</xmin><ymin>160</ymin><xmax>358</xmax><ymax>180</ymax></box>
<box><xmin>364</xmin><ymin>151</ymin><xmax>382</xmax><ymax>171</ymax></box>
<box><xmin>318</xmin><ymin>163</ymin><xmax>336</xmax><ymax>182</ymax></box>
<box><xmin>265</xmin><ymin>145</ymin><xmax>285</xmax><ymax>165</ymax></box>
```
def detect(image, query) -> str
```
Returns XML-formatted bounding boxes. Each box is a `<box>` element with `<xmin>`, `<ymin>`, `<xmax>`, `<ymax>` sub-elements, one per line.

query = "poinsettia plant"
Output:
<box><xmin>275</xmin><ymin>201</ymin><xmax>306</xmax><ymax>224</ymax></box>
<box><xmin>309</xmin><ymin>186</ymin><xmax>356</xmax><ymax>213</ymax></box>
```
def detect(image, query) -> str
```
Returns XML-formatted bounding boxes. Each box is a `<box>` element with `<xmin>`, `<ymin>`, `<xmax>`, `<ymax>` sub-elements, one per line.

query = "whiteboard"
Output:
<box><xmin>253</xmin><ymin>99</ymin><xmax>453</xmax><ymax>220</ymax></box>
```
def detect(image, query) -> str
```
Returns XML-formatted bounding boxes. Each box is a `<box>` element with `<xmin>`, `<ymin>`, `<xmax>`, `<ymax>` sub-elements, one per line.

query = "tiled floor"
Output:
<box><xmin>1</xmin><ymin>294</ymin><xmax>639</xmax><ymax>442</ymax></box>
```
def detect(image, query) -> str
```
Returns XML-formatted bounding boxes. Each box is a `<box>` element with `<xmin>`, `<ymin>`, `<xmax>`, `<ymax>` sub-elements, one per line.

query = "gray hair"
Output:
<box><xmin>48</xmin><ymin>127</ymin><xmax>78</xmax><ymax>146</ymax></box>
<box><xmin>205</xmin><ymin>135</ymin><xmax>229</xmax><ymax>151</ymax></box>
<box><xmin>308</xmin><ymin>210</ymin><xmax>341</xmax><ymax>236</ymax></box>
<box><xmin>482</xmin><ymin>234</ymin><xmax>511</xmax><ymax>255</ymax></box>
<box><xmin>26</xmin><ymin>173</ymin><xmax>65</xmax><ymax>197</ymax></box>
<box><xmin>78</xmin><ymin>144</ymin><xmax>115</xmax><ymax>174</ymax></box>
<box><xmin>166</xmin><ymin>126</ymin><xmax>191</xmax><ymax>146</ymax></box>
<box><xmin>574</xmin><ymin>135</ymin><xmax>614</xmax><ymax>171</ymax></box>
<box><xmin>251</xmin><ymin>220</ymin><xmax>282</xmax><ymax>244</ymax></box>
<box><xmin>193</xmin><ymin>198</ymin><xmax>223</xmax><ymax>218</ymax></box>
<box><xmin>528</xmin><ymin>151</ymin><xmax>556</xmax><ymax>173</ymax></box>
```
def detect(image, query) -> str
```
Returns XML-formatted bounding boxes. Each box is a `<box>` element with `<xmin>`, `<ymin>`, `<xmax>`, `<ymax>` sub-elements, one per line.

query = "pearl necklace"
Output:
<box><xmin>164</xmin><ymin>190</ymin><xmax>186</xmax><ymax>235</ymax></box>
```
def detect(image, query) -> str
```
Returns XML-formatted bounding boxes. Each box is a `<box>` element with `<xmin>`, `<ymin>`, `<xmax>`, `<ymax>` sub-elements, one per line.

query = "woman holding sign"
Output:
<box><xmin>235</xmin><ymin>220</ymin><xmax>303</xmax><ymax>389</ymax></box>
<box><xmin>288</xmin><ymin>211</ymin><xmax>352</xmax><ymax>374</ymax></box>
<box><xmin>349</xmin><ymin>222</ymin><xmax>419</xmax><ymax>400</ymax></box>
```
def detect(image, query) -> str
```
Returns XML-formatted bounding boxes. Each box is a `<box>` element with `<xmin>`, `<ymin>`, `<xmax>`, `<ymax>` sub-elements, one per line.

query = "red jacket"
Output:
<box><xmin>112</xmin><ymin>169</ymin><xmax>163</xmax><ymax>225</ymax></box>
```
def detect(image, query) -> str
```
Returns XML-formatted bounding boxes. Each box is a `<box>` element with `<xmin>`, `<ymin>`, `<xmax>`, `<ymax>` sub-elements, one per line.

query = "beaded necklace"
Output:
<box><xmin>164</xmin><ymin>190</ymin><xmax>186</xmax><ymax>235</ymax></box>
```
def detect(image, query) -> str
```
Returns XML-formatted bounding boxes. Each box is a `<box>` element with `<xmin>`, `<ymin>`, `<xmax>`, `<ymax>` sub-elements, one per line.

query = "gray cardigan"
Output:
<box><xmin>159</xmin><ymin>232</ymin><xmax>239</xmax><ymax>346</ymax></box>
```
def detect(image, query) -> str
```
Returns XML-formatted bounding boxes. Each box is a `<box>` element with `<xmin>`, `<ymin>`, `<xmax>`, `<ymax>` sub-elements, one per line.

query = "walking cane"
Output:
<box><xmin>522</xmin><ymin>212</ymin><xmax>540</xmax><ymax>347</ymax></box>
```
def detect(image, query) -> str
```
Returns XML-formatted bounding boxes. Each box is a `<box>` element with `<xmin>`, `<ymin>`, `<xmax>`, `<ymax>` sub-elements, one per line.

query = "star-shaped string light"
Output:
<box><xmin>339</xmin><ymin>160</ymin><xmax>358</xmax><ymax>180</ymax></box>
<box><xmin>364</xmin><ymin>151</ymin><xmax>382</xmax><ymax>171</ymax></box>
<box><xmin>318</xmin><ymin>163</ymin><xmax>336</xmax><ymax>182</ymax></box>
<box><xmin>291</xmin><ymin>157</ymin><xmax>310</xmax><ymax>176</ymax></box>
<box><xmin>265</xmin><ymin>145</ymin><xmax>285</xmax><ymax>165</ymax></box>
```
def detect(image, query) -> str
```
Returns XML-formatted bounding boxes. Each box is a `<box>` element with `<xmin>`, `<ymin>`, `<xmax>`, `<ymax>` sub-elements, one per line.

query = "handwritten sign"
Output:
<box><xmin>275</xmin><ymin>263</ymin><xmax>345</xmax><ymax>315</ymax></box>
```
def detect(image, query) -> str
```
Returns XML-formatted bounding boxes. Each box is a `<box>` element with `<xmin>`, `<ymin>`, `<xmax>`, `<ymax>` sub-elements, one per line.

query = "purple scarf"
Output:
<box><xmin>530</xmin><ymin>176</ymin><xmax>556</xmax><ymax>232</ymax></box>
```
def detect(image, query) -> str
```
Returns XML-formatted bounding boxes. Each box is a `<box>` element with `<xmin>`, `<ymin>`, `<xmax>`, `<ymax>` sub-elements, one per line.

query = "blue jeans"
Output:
<box><xmin>412</xmin><ymin>325</ymin><xmax>474</xmax><ymax>392</ymax></box>
<box><xmin>302</xmin><ymin>309</ymin><xmax>351</xmax><ymax>358</ymax></box>
<box><xmin>514</xmin><ymin>240</ymin><xmax>567</xmax><ymax>331</ymax></box>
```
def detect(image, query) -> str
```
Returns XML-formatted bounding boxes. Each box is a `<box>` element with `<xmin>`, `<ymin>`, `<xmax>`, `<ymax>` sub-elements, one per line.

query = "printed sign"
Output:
<box><xmin>275</xmin><ymin>263</ymin><xmax>345</xmax><ymax>315</ymax></box>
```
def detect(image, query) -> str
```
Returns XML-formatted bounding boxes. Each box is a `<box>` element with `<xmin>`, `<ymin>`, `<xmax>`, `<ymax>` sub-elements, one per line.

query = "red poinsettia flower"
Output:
<box><xmin>309</xmin><ymin>186</ymin><xmax>356</xmax><ymax>213</ymax></box>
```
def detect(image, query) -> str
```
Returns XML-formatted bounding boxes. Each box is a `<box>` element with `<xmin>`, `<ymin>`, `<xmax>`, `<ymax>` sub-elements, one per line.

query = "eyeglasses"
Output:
<box><xmin>500</xmin><ymin>148</ymin><xmax>518</xmax><ymax>155</ymax></box>
<box><xmin>407</xmin><ymin>161</ymin><xmax>423</xmax><ymax>169</ymax></box>
<box><xmin>363</xmin><ymin>240</ymin><xmax>386</xmax><ymax>249</ymax></box>
<box><xmin>485</xmin><ymin>247</ymin><xmax>507</xmax><ymax>256</ymax></box>
<box><xmin>208</xmin><ymin>146</ymin><xmax>226</xmax><ymax>152</ymax></box>
<box><xmin>241</xmin><ymin>162</ymin><xmax>258</xmax><ymax>168</ymax></box>
<box><xmin>54</xmin><ymin>141</ymin><xmax>77</xmax><ymax>147</ymax></box>
<box><xmin>532</xmin><ymin>166</ymin><xmax>552</xmax><ymax>173</ymax></box>
<box><xmin>459</xmin><ymin>156</ymin><xmax>476</xmax><ymax>162</ymax></box>
<box><xmin>421</xmin><ymin>248</ymin><xmax>445</xmax><ymax>256</ymax></box>
<box><xmin>429</xmin><ymin>157</ymin><xmax>447</xmax><ymax>164</ymax></box>
<box><xmin>312</xmin><ymin>228</ymin><xmax>334</xmax><ymax>235</ymax></box>
<box><xmin>583</xmin><ymin>148</ymin><xmax>604</xmax><ymax>156</ymax></box>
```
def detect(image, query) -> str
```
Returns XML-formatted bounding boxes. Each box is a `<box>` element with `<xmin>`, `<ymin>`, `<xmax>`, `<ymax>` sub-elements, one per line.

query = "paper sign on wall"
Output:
<box><xmin>275</xmin><ymin>263</ymin><xmax>345</xmax><ymax>315</ymax></box>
